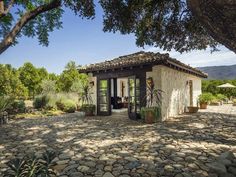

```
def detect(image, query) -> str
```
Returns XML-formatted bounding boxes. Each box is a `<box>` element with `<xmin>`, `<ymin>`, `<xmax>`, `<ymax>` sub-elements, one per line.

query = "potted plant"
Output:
<box><xmin>187</xmin><ymin>106</ymin><xmax>199</xmax><ymax>113</ymax></box>
<box><xmin>80</xmin><ymin>104</ymin><xmax>95</xmax><ymax>116</ymax></box>
<box><xmin>141</xmin><ymin>77</ymin><xmax>163</xmax><ymax>124</ymax></box>
<box><xmin>198</xmin><ymin>93</ymin><xmax>214</xmax><ymax>109</ymax></box>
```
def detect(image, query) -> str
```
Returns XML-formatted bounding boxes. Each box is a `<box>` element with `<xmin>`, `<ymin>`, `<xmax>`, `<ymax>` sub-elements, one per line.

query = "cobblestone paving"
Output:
<box><xmin>0</xmin><ymin>105</ymin><xmax>236</xmax><ymax>177</ymax></box>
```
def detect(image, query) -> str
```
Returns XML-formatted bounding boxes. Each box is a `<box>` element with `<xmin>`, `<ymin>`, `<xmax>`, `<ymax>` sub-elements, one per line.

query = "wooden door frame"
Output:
<box><xmin>97</xmin><ymin>78</ymin><xmax>111</xmax><ymax>116</ymax></box>
<box><xmin>96</xmin><ymin>69</ymin><xmax>147</xmax><ymax>118</ymax></box>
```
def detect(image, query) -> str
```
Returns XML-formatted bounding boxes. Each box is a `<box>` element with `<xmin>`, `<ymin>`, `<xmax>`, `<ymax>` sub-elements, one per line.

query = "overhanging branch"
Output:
<box><xmin>0</xmin><ymin>0</ymin><xmax>61</xmax><ymax>54</ymax></box>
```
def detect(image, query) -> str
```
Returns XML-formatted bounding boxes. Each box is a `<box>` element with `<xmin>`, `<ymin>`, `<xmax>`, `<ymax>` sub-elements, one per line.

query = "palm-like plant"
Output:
<box><xmin>4</xmin><ymin>150</ymin><xmax>57</xmax><ymax>177</ymax></box>
<box><xmin>146</xmin><ymin>77</ymin><xmax>163</xmax><ymax>107</ymax></box>
<box><xmin>4</xmin><ymin>158</ymin><xmax>26</xmax><ymax>177</ymax></box>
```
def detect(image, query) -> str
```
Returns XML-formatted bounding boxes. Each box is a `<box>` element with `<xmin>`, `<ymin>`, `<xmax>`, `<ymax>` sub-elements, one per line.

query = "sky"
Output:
<box><xmin>0</xmin><ymin>4</ymin><xmax>235</xmax><ymax>74</ymax></box>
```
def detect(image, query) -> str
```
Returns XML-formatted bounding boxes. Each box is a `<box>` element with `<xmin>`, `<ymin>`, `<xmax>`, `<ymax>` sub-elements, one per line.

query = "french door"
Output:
<box><xmin>128</xmin><ymin>76</ymin><xmax>141</xmax><ymax>119</ymax></box>
<box><xmin>97</xmin><ymin>79</ymin><xmax>111</xmax><ymax>116</ymax></box>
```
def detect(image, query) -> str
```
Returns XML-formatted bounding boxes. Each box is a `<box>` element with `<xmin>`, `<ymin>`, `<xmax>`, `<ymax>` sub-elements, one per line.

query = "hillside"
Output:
<box><xmin>197</xmin><ymin>65</ymin><xmax>236</xmax><ymax>80</ymax></box>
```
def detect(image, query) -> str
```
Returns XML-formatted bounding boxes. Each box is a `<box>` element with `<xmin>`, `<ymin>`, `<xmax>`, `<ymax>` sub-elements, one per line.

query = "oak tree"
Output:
<box><xmin>0</xmin><ymin>0</ymin><xmax>235</xmax><ymax>54</ymax></box>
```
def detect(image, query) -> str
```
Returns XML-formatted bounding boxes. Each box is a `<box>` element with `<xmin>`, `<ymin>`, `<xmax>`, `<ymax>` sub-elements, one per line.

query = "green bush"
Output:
<box><xmin>216</xmin><ymin>94</ymin><xmax>227</xmax><ymax>101</ymax></box>
<box><xmin>198</xmin><ymin>93</ymin><xmax>214</xmax><ymax>103</ymax></box>
<box><xmin>63</xmin><ymin>100</ymin><xmax>77</xmax><ymax>113</ymax></box>
<box><xmin>80</xmin><ymin>104</ymin><xmax>95</xmax><ymax>115</ymax></box>
<box><xmin>33</xmin><ymin>95</ymin><xmax>47</xmax><ymax>109</ymax></box>
<box><xmin>44</xmin><ymin>94</ymin><xmax>57</xmax><ymax>110</ymax></box>
<box><xmin>0</xmin><ymin>96</ymin><xmax>14</xmax><ymax>112</ymax></box>
<box><xmin>7</xmin><ymin>100</ymin><xmax>26</xmax><ymax>114</ymax></box>
<box><xmin>56</xmin><ymin>99</ymin><xmax>76</xmax><ymax>113</ymax></box>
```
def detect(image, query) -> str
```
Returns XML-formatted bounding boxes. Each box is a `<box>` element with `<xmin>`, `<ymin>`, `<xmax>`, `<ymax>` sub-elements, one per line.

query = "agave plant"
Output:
<box><xmin>4</xmin><ymin>158</ymin><xmax>26</xmax><ymax>177</ymax></box>
<box><xmin>4</xmin><ymin>150</ymin><xmax>57</xmax><ymax>177</ymax></box>
<box><xmin>39</xmin><ymin>150</ymin><xmax>57</xmax><ymax>177</ymax></box>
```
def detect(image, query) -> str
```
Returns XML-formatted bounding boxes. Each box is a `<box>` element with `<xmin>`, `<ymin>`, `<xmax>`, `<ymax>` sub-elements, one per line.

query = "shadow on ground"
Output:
<box><xmin>0</xmin><ymin>107</ymin><xmax>236</xmax><ymax>177</ymax></box>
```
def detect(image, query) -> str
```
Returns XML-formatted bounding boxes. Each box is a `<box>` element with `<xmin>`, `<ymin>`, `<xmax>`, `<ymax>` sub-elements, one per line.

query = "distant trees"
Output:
<box><xmin>57</xmin><ymin>61</ymin><xmax>87</xmax><ymax>92</ymax></box>
<box><xmin>202</xmin><ymin>80</ymin><xmax>236</xmax><ymax>97</ymax></box>
<box><xmin>0</xmin><ymin>61</ymin><xmax>87</xmax><ymax>99</ymax></box>
<box><xmin>0</xmin><ymin>64</ymin><xmax>28</xmax><ymax>98</ymax></box>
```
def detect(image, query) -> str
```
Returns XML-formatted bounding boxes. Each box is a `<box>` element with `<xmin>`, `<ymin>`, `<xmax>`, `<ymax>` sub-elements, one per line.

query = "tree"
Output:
<box><xmin>0</xmin><ymin>0</ymin><xmax>95</xmax><ymax>54</ymax></box>
<box><xmin>0</xmin><ymin>0</ymin><xmax>235</xmax><ymax>54</ymax></box>
<box><xmin>0</xmin><ymin>64</ymin><xmax>28</xmax><ymax>98</ymax></box>
<box><xmin>57</xmin><ymin>61</ymin><xmax>86</xmax><ymax>92</ymax></box>
<box><xmin>41</xmin><ymin>79</ymin><xmax>56</xmax><ymax>94</ymax></box>
<box><xmin>18</xmin><ymin>62</ymin><xmax>41</xmax><ymax>98</ymax></box>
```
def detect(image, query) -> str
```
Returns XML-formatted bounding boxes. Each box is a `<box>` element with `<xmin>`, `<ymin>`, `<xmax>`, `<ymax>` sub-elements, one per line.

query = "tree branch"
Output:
<box><xmin>0</xmin><ymin>0</ymin><xmax>14</xmax><ymax>19</ymax></box>
<box><xmin>0</xmin><ymin>0</ymin><xmax>61</xmax><ymax>54</ymax></box>
<box><xmin>187</xmin><ymin>0</ymin><xmax>236</xmax><ymax>53</ymax></box>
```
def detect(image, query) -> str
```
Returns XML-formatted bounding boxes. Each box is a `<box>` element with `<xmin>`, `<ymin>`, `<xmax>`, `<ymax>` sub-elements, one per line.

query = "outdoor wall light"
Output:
<box><xmin>90</xmin><ymin>81</ymin><xmax>94</xmax><ymax>87</ymax></box>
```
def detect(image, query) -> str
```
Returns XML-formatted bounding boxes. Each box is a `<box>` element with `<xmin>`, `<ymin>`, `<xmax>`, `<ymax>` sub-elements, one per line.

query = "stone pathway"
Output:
<box><xmin>0</xmin><ymin>105</ymin><xmax>236</xmax><ymax>177</ymax></box>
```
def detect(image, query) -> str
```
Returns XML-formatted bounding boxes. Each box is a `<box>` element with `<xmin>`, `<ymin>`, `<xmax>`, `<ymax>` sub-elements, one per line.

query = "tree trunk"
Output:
<box><xmin>187</xmin><ymin>0</ymin><xmax>236</xmax><ymax>53</ymax></box>
<box><xmin>0</xmin><ymin>0</ymin><xmax>61</xmax><ymax>54</ymax></box>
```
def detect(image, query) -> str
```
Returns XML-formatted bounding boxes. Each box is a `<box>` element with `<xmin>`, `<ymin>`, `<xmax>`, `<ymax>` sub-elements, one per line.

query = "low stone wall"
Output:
<box><xmin>0</xmin><ymin>111</ymin><xmax>8</xmax><ymax>125</ymax></box>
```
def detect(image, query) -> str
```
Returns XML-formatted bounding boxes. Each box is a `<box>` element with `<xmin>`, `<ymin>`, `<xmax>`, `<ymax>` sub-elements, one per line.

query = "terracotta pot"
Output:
<box><xmin>200</xmin><ymin>102</ymin><xmax>208</xmax><ymax>109</ymax></box>
<box><xmin>145</xmin><ymin>110</ymin><xmax>155</xmax><ymax>124</ymax></box>
<box><xmin>187</xmin><ymin>106</ymin><xmax>199</xmax><ymax>113</ymax></box>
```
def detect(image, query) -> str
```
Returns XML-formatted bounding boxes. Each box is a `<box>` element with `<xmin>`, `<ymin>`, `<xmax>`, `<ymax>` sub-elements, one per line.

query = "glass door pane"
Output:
<box><xmin>128</xmin><ymin>76</ymin><xmax>140</xmax><ymax>119</ymax></box>
<box><xmin>98</xmin><ymin>79</ymin><xmax>111</xmax><ymax>115</ymax></box>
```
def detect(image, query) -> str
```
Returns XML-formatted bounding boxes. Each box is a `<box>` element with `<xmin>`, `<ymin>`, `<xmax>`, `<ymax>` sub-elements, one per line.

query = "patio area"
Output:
<box><xmin>0</xmin><ymin>105</ymin><xmax>236</xmax><ymax>177</ymax></box>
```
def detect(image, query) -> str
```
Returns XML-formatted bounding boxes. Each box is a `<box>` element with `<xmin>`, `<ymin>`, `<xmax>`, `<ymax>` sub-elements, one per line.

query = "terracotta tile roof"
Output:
<box><xmin>80</xmin><ymin>51</ymin><xmax>207</xmax><ymax>78</ymax></box>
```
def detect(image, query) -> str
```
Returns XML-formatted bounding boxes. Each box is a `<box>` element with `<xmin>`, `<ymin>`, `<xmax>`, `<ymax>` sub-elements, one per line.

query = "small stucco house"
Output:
<box><xmin>80</xmin><ymin>51</ymin><xmax>207</xmax><ymax>121</ymax></box>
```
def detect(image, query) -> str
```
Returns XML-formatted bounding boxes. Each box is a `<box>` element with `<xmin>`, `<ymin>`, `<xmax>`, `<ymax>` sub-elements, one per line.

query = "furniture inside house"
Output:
<box><xmin>111</xmin><ymin>96</ymin><xmax>128</xmax><ymax>109</ymax></box>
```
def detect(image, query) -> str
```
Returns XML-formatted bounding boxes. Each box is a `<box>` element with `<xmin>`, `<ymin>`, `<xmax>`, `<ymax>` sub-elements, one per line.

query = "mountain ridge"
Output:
<box><xmin>197</xmin><ymin>64</ymin><xmax>236</xmax><ymax>80</ymax></box>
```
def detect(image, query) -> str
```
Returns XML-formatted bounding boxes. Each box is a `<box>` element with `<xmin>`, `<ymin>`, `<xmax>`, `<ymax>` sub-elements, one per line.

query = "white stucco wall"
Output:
<box><xmin>117</xmin><ymin>78</ymin><xmax>128</xmax><ymax>97</ymax></box>
<box><xmin>147</xmin><ymin>65</ymin><xmax>202</xmax><ymax>121</ymax></box>
<box><xmin>88</xmin><ymin>73</ymin><xmax>97</xmax><ymax>115</ymax></box>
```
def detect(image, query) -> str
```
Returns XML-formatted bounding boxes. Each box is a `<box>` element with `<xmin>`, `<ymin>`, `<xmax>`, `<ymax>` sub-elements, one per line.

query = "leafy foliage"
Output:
<box><xmin>4</xmin><ymin>150</ymin><xmax>56</xmax><ymax>177</ymax></box>
<box><xmin>57</xmin><ymin>61</ymin><xmax>85</xmax><ymax>92</ymax></box>
<box><xmin>2</xmin><ymin>0</ymin><xmax>231</xmax><ymax>54</ymax></box>
<box><xmin>100</xmin><ymin>0</ymin><xmax>218</xmax><ymax>52</ymax></box>
<box><xmin>198</xmin><ymin>93</ymin><xmax>214</xmax><ymax>103</ymax></box>
<box><xmin>0</xmin><ymin>0</ymin><xmax>95</xmax><ymax>50</ymax></box>
<box><xmin>58</xmin><ymin>99</ymin><xmax>77</xmax><ymax>113</ymax></box>
<box><xmin>0</xmin><ymin>96</ymin><xmax>14</xmax><ymax>112</ymax></box>
<box><xmin>18</xmin><ymin>63</ymin><xmax>45</xmax><ymax>98</ymax></box>
<box><xmin>146</xmin><ymin>77</ymin><xmax>163</xmax><ymax>107</ymax></box>
<box><xmin>80</xmin><ymin>104</ymin><xmax>95</xmax><ymax>115</ymax></box>
<box><xmin>7</xmin><ymin>100</ymin><xmax>26</xmax><ymax>114</ymax></box>
<box><xmin>41</xmin><ymin>79</ymin><xmax>56</xmax><ymax>94</ymax></box>
<box><xmin>0</xmin><ymin>64</ymin><xmax>28</xmax><ymax>99</ymax></box>
<box><xmin>202</xmin><ymin>80</ymin><xmax>236</xmax><ymax>98</ymax></box>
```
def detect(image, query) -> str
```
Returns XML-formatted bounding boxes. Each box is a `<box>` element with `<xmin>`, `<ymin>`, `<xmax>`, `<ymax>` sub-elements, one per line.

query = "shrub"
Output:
<box><xmin>33</xmin><ymin>95</ymin><xmax>47</xmax><ymax>109</ymax></box>
<box><xmin>56</xmin><ymin>99</ymin><xmax>76</xmax><ymax>113</ymax></box>
<box><xmin>63</xmin><ymin>100</ymin><xmax>77</xmax><ymax>113</ymax></box>
<box><xmin>7</xmin><ymin>100</ymin><xmax>26</xmax><ymax>114</ymax></box>
<box><xmin>44</xmin><ymin>94</ymin><xmax>57</xmax><ymax>110</ymax></box>
<box><xmin>216</xmin><ymin>94</ymin><xmax>227</xmax><ymax>101</ymax></box>
<box><xmin>198</xmin><ymin>93</ymin><xmax>214</xmax><ymax>103</ymax></box>
<box><xmin>80</xmin><ymin>104</ymin><xmax>95</xmax><ymax>115</ymax></box>
<box><xmin>0</xmin><ymin>96</ymin><xmax>14</xmax><ymax>113</ymax></box>
<box><xmin>233</xmin><ymin>99</ymin><xmax>236</xmax><ymax>104</ymax></box>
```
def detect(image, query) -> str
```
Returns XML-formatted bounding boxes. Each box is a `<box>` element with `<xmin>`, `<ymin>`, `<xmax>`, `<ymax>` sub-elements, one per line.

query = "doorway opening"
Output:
<box><xmin>97</xmin><ymin>75</ymin><xmax>143</xmax><ymax>119</ymax></box>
